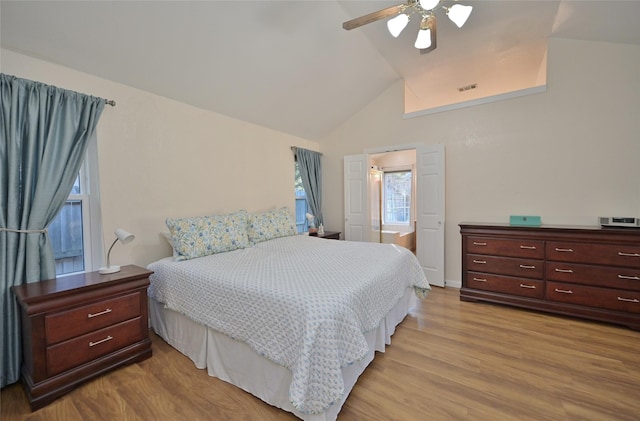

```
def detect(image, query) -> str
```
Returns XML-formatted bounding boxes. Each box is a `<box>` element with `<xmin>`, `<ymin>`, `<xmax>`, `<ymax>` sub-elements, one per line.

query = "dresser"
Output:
<box><xmin>460</xmin><ymin>223</ymin><xmax>640</xmax><ymax>330</ymax></box>
<box><xmin>12</xmin><ymin>265</ymin><xmax>153</xmax><ymax>410</ymax></box>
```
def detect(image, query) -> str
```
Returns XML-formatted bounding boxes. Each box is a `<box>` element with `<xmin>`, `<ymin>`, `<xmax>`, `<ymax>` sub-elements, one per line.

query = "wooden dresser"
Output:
<box><xmin>460</xmin><ymin>223</ymin><xmax>640</xmax><ymax>330</ymax></box>
<box><xmin>12</xmin><ymin>265</ymin><xmax>153</xmax><ymax>410</ymax></box>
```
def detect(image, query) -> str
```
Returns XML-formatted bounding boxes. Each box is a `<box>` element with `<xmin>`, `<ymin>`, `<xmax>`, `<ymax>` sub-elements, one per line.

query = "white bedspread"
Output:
<box><xmin>147</xmin><ymin>235</ymin><xmax>430</xmax><ymax>414</ymax></box>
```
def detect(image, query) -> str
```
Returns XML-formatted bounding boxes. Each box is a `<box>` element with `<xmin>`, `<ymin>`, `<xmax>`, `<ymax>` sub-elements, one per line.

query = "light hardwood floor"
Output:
<box><xmin>3</xmin><ymin>287</ymin><xmax>640</xmax><ymax>420</ymax></box>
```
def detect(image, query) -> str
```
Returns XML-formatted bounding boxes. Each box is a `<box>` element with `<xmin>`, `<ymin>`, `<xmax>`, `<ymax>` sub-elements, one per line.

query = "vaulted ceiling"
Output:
<box><xmin>2</xmin><ymin>1</ymin><xmax>640</xmax><ymax>141</ymax></box>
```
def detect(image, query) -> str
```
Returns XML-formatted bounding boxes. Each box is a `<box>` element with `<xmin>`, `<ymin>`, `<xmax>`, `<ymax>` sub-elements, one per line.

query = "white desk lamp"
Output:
<box><xmin>99</xmin><ymin>228</ymin><xmax>135</xmax><ymax>274</ymax></box>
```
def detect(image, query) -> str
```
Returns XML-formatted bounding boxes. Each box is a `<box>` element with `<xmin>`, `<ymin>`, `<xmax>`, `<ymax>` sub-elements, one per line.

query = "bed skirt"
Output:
<box><xmin>149</xmin><ymin>287</ymin><xmax>416</xmax><ymax>421</ymax></box>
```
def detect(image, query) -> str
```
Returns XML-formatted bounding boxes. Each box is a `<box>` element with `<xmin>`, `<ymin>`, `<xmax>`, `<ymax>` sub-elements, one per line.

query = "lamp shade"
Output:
<box><xmin>387</xmin><ymin>13</ymin><xmax>409</xmax><ymax>37</ymax></box>
<box><xmin>115</xmin><ymin>228</ymin><xmax>135</xmax><ymax>244</ymax></box>
<box><xmin>447</xmin><ymin>4</ymin><xmax>473</xmax><ymax>28</ymax></box>
<box><xmin>99</xmin><ymin>228</ymin><xmax>135</xmax><ymax>274</ymax></box>
<box><xmin>414</xmin><ymin>28</ymin><xmax>432</xmax><ymax>49</ymax></box>
<box><xmin>419</xmin><ymin>0</ymin><xmax>440</xmax><ymax>11</ymax></box>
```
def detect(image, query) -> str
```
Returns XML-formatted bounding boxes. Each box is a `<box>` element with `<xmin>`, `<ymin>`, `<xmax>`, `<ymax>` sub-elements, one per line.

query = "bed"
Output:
<box><xmin>147</xmin><ymin>208</ymin><xmax>430</xmax><ymax>421</ymax></box>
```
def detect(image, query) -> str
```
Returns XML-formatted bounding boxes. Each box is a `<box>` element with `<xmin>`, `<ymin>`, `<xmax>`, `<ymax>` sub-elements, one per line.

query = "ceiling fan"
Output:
<box><xmin>342</xmin><ymin>0</ymin><xmax>473</xmax><ymax>54</ymax></box>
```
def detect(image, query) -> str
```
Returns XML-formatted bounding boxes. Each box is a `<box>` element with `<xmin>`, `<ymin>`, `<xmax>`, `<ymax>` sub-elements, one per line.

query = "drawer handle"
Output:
<box><xmin>519</xmin><ymin>264</ymin><xmax>536</xmax><ymax>269</ymax></box>
<box><xmin>472</xmin><ymin>242</ymin><xmax>487</xmax><ymax>246</ymax></box>
<box><xmin>88</xmin><ymin>308</ymin><xmax>112</xmax><ymax>318</ymax></box>
<box><xmin>555</xmin><ymin>288</ymin><xmax>573</xmax><ymax>294</ymax></box>
<box><xmin>89</xmin><ymin>335</ymin><xmax>113</xmax><ymax>347</ymax></box>
<box><xmin>519</xmin><ymin>284</ymin><xmax>536</xmax><ymax>289</ymax></box>
<box><xmin>618</xmin><ymin>274</ymin><xmax>640</xmax><ymax>280</ymax></box>
<box><xmin>555</xmin><ymin>268</ymin><xmax>574</xmax><ymax>273</ymax></box>
<box><xmin>617</xmin><ymin>297</ymin><xmax>640</xmax><ymax>303</ymax></box>
<box><xmin>555</xmin><ymin>248</ymin><xmax>574</xmax><ymax>253</ymax></box>
<box><xmin>618</xmin><ymin>252</ymin><xmax>640</xmax><ymax>258</ymax></box>
<box><xmin>472</xmin><ymin>259</ymin><xmax>487</xmax><ymax>264</ymax></box>
<box><xmin>472</xmin><ymin>277</ymin><xmax>487</xmax><ymax>282</ymax></box>
<box><xmin>520</xmin><ymin>245</ymin><xmax>537</xmax><ymax>250</ymax></box>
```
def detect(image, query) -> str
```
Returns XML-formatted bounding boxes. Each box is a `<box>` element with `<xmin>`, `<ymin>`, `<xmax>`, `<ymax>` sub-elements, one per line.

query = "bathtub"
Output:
<box><xmin>380</xmin><ymin>229</ymin><xmax>415</xmax><ymax>251</ymax></box>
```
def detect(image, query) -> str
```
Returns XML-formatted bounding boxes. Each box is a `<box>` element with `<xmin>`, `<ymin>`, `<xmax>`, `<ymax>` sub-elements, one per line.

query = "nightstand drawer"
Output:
<box><xmin>47</xmin><ymin>317</ymin><xmax>144</xmax><ymax>377</ymax></box>
<box><xmin>45</xmin><ymin>292</ymin><xmax>141</xmax><ymax>345</ymax></box>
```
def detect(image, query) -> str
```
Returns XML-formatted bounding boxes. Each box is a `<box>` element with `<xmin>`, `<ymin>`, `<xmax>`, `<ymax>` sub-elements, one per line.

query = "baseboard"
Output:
<box><xmin>444</xmin><ymin>279</ymin><xmax>461</xmax><ymax>289</ymax></box>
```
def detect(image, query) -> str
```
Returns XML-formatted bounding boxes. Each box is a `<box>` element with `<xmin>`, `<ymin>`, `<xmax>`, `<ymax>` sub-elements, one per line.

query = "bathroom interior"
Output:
<box><xmin>368</xmin><ymin>149</ymin><xmax>416</xmax><ymax>253</ymax></box>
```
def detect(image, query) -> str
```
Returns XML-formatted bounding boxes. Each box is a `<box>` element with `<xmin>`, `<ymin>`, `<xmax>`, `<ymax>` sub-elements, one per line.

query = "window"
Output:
<box><xmin>49</xmin><ymin>138</ymin><xmax>103</xmax><ymax>276</ymax></box>
<box><xmin>383</xmin><ymin>170</ymin><xmax>412</xmax><ymax>224</ymax></box>
<box><xmin>294</xmin><ymin>162</ymin><xmax>310</xmax><ymax>233</ymax></box>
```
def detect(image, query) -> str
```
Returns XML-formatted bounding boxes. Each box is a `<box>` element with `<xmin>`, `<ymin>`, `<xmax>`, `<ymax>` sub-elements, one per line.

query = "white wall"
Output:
<box><xmin>320</xmin><ymin>38</ymin><xmax>640</xmax><ymax>287</ymax></box>
<box><xmin>1</xmin><ymin>48</ymin><xmax>319</xmax><ymax>268</ymax></box>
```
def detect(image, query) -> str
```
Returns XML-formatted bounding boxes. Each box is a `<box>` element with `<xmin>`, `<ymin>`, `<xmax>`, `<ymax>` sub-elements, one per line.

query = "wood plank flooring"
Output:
<box><xmin>3</xmin><ymin>287</ymin><xmax>640</xmax><ymax>420</ymax></box>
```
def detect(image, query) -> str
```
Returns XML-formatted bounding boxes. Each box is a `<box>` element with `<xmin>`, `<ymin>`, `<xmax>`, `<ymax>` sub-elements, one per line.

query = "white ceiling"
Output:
<box><xmin>2</xmin><ymin>1</ymin><xmax>640</xmax><ymax>141</ymax></box>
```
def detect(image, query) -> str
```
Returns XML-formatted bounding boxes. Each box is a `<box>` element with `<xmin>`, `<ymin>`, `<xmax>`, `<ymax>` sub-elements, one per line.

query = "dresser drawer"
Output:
<box><xmin>467</xmin><ymin>254</ymin><xmax>543</xmax><ymax>279</ymax></box>
<box><xmin>466</xmin><ymin>236</ymin><xmax>544</xmax><ymax>259</ymax></box>
<box><xmin>46</xmin><ymin>292</ymin><xmax>141</xmax><ymax>345</ymax></box>
<box><xmin>467</xmin><ymin>272</ymin><xmax>544</xmax><ymax>299</ymax></box>
<box><xmin>546</xmin><ymin>282</ymin><xmax>640</xmax><ymax>314</ymax></box>
<box><xmin>47</xmin><ymin>317</ymin><xmax>144</xmax><ymax>377</ymax></box>
<box><xmin>547</xmin><ymin>241</ymin><xmax>640</xmax><ymax>268</ymax></box>
<box><xmin>546</xmin><ymin>262</ymin><xmax>640</xmax><ymax>291</ymax></box>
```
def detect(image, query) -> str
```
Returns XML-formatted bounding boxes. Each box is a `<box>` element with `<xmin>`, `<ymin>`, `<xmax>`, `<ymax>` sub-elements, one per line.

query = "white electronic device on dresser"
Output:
<box><xmin>599</xmin><ymin>217</ymin><xmax>640</xmax><ymax>227</ymax></box>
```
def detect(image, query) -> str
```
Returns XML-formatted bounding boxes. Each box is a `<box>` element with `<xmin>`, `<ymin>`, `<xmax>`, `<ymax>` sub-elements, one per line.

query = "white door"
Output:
<box><xmin>343</xmin><ymin>154</ymin><xmax>367</xmax><ymax>242</ymax></box>
<box><xmin>416</xmin><ymin>144</ymin><xmax>445</xmax><ymax>287</ymax></box>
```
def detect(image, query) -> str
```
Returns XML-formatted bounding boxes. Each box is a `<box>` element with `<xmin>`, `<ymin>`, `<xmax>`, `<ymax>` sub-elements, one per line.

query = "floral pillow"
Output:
<box><xmin>166</xmin><ymin>210</ymin><xmax>251</xmax><ymax>261</ymax></box>
<box><xmin>247</xmin><ymin>207</ymin><xmax>297</xmax><ymax>244</ymax></box>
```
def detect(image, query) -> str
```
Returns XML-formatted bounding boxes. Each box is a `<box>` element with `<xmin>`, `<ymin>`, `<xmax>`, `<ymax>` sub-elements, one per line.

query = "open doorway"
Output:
<box><xmin>369</xmin><ymin>150</ymin><xmax>416</xmax><ymax>253</ymax></box>
<box><xmin>344</xmin><ymin>144</ymin><xmax>445</xmax><ymax>287</ymax></box>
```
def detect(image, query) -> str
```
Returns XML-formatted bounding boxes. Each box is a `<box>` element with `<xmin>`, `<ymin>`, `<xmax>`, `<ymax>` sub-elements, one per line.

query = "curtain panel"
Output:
<box><xmin>0</xmin><ymin>74</ymin><xmax>105</xmax><ymax>387</ymax></box>
<box><xmin>293</xmin><ymin>147</ymin><xmax>323</xmax><ymax>226</ymax></box>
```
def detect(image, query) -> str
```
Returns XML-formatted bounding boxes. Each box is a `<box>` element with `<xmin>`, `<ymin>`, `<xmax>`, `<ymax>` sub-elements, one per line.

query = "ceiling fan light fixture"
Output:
<box><xmin>387</xmin><ymin>13</ymin><xmax>409</xmax><ymax>37</ymax></box>
<box><xmin>414</xmin><ymin>27</ymin><xmax>432</xmax><ymax>49</ymax></box>
<box><xmin>447</xmin><ymin>4</ymin><xmax>473</xmax><ymax>28</ymax></box>
<box><xmin>419</xmin><ymin>0</ymin><xmax>440</xmax><ymax>11</ymax></box>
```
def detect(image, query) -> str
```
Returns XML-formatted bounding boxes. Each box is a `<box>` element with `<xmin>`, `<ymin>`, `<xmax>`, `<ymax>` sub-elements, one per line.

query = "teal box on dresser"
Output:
<box><xmin>509</xmin><ymin>215</ymin><xmax>541</xmax><ymax>226</ymax></box>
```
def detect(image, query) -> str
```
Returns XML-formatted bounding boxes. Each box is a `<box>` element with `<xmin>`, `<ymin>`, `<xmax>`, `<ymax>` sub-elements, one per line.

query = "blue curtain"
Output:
<box><xmin>294</xmin><ymin>147</ymin><xmax>323</xmax><ymax>226</ymax></box>
<box><xmin>0</xmin><ymin>74</ymin><xmax>105</xmax><ymax>387</ymax></box>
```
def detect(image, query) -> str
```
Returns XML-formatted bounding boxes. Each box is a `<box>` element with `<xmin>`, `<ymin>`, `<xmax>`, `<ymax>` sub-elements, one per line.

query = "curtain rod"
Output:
<box><xmin>104</xmin><ymin>99</ymin><xmax>116</xmax><ymax>107</ymax></box>
<box><xmin>290</xmin><ymin>146</ymin><xmax>322</xmax><ymax>156</ymax></box>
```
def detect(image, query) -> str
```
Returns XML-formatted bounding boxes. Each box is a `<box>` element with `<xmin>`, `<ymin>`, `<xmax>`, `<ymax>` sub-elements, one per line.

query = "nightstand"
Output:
<box><xmin>12</xmin><ymin>265</ymin><xmax>153</xmax><ymax>410</ymax></box>
<box><xmin>317</xmin><ymin>231</ymin><xmax>341</xmax><ymax>240</ymax></box>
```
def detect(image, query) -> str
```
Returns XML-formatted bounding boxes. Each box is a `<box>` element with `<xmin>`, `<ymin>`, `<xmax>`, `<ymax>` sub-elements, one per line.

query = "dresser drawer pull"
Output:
<box><xmin>555</xmin><ymin>288</ymin><xmax>573</xmax><ymax>294</ymax></box>
<box><xmin>555</xmin><ymin>248</ymin><xmax>574</xmax><ymax>253</ymax></box>
<box><xmin>555</xmin><ymin>268</ymin><xmax>574</xmax><ymax>273</ymax></box>
<box><xmin>89</xmin><ymin>335</ymin><xmax>113</xmax><ymax>347</ymax></box>
<box><xmin>519</xmin><ymin>265</ymin><xmax>536</xmax><ymax>269</ymax></box>
<box><xmin>472</xmin><ymin>277</ymin><xmax>487</xmax><ymax>282</ymax></box>
<box><xmin>520</xmin><ymin>245</ymin><xmax>537</xmax><ymax>250</ymax></box>
<box><xmin>472</xmin><ymin>260</ymin><xmax>487</xmax><ymax>264</ymax></box>
<box><xmin>88</xmin><ymin>308</ymin><xmax>112</xmax><ymax>318</ymax></box>
<box><xmin>618</xmin><ymin>274</ymin><xmax>640</xmax><ymax>280</ymax></box>
<box><xmin>519</xmin><ymin>284</ymin><xmax>536</xmax><ymax>289</ymax></box>
<box><xmin>617</xmin><ymin>297</ymin><xmax>640</xmax><ymax>303</ymax></box>
<box><xmin>472</xmin><ymin>242</ymin><xmax>487</xmax><ymax>246</ymax></box>
<box><xmin>618</xmin><ymin>252</ymin><xmax>640</xmax><ymax>258</ymax></box>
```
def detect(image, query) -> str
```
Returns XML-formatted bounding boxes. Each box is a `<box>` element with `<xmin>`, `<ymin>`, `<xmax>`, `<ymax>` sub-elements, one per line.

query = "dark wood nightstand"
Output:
<box><xmin>317</xmin><ymin>231</ymin><xmax>341</xmax><ymax>240</ymax></box>
<box><xmin>12</xmin><ymin>265</ymin><xmax>153</xmax><ymax>410</ymax></box>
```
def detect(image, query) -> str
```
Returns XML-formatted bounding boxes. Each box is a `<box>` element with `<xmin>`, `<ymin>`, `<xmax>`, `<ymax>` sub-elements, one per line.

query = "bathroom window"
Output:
<box><xmin>383</xmin><ymin>170</ymin><xmax>412</xmax><ymax>224</ymax></box>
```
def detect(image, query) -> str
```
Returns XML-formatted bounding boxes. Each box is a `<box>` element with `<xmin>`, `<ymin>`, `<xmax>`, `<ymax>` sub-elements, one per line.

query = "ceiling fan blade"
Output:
<box><xmin>420</xmin><ymin>14</ymin><xmax>437</xmax><ymax>54</ymax></box>
<box><xmin>343</xmin><ymin>4</ymin><xmax>405</xmax><ymax>30</ymax></box>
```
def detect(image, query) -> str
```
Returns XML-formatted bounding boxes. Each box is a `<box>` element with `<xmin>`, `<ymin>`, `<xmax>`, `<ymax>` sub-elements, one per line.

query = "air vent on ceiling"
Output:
<box><xmin>458</xmin><ymin>83</ymin><xmax>477</xmax><ymax>92</ymax></box>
